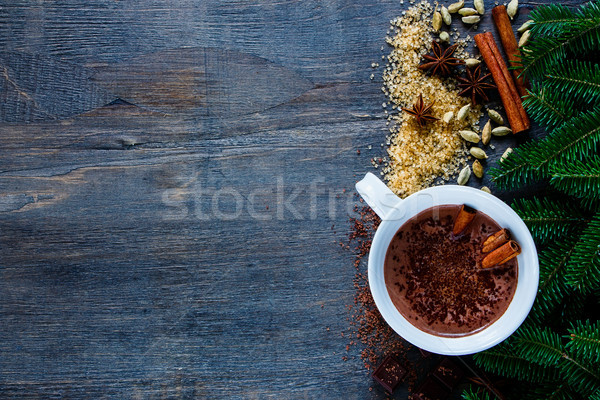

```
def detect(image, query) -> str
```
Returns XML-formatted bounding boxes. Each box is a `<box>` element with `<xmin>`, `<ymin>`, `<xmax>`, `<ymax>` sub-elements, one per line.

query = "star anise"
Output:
<box><xmin>402</xmin><ymin>94</ymin><xmax>438</xmax><ymax>127</ymax></box>
<box><xmin>457</xmin><ymin>65</ymin><xmax>497</xmax><ymax>104</ymax></box>
<box><xmin>418</xmin><ymin>41</ymin><xmax>465</xmax><ymax>77</ymax></box>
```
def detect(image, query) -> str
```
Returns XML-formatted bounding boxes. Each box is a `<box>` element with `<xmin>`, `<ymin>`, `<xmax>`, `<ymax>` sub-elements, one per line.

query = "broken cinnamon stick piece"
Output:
<box><xmin>452</xmin><ymin>205</ymin><xmax>477</xmax><ymax>235</ymax></box>
<box><xmin>482</xmin><ymin>228</ymin><xmax>510</xmax><ymax>253</ymax></box>
<box><xmin>481</xmin><ymin>240</ymin><xmax>521</xmax><ymax>268</ymax></box>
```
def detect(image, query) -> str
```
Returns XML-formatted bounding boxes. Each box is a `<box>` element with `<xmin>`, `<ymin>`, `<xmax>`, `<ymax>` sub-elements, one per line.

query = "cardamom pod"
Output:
<box><xmin>519</xmin><ymin>30</ymin><xmax>531</xmax><ymax>47</ymax></box>
<box><xmin>447</xmin><ymin>0</ymin><xmax>465</xmax><ymax>13</ymax></box>
<box><xmin>500</xmin><ymin>147</ymin><xmax>513</xmax><ymax>162</ymax></box>
<box><xmin>465</xmin><ymin>58</ymin><xmax>481</xmax><ymax>68</ymax></box>
<box><xmin>457</xmin><ymin>166</ymin><xmax>471</xmax><ymax>185</ymax></box>
<box><xmin>439</xmin><ymin>31</ymin><xmax>450</xmax><ymax>43</ymax></box>
<box><xmin>481</xmin><ymin>120</ymin><xmax>492</xmax><ymax>145</ymax></box>
<box><xmin>517</xmin><ymin>20</ymin><xmax>534</xmax><ymax>33</ymax></box>
<box><xmin>480</xmin><ymin>186</ymin><xmax>491</xmax><ymax>194</ymax></box>
<box><xmin>462</xmin><ymin>15</ymin><xmax>481</xmax><ymax>24</ymax></box>
<box><xmin>458</xmin><ymin>7</ymin><xmax>477</xmax><ymax>16</ymax></box>
<box><xmin>442</xmin><ymin>111</ymin><xmax>454</xmax><ymax>123</ymax></box>
<box><xmin>457</xmin><ymin>104</ymin><xmax>470</xmax><ymax>122</ymax></box>
<box><xmin>488</xmin><ymin>109</ymin><xmax>504</xmax><ymax>125</ymax></box>
<box><xmin>470</xmin><ymin>147</ymin><xmax>488</xmax><ymax>159</ymax></box>
<box><xmin>473</xmin><ymin>160</ymin><xmax>484</xmax><ymax>178</ymax></box>
<box><xmin>492</xmin><ymin>126</ymin><xmax>512</xmax><ymax>136</ymax></box>
<box><xmin>507</xmin><ymin>0</ymin><xmax>518</xmax><ymax>20</ymax></box>
<box><xmin>460</xmin><ymin>130</ymin><xmax>480</xmax><ymax>143</ymax></box>
<box><xmin>432</xmin><ymin>11</ymin><xmax>443</xmax><ymax>32</ymax></box>
<box><xmin>474</xmin><ymin>0</ymin><xmax>485</xmax><ymax>15</ymax></box>
<box><xmin>441</xmin><ymin>6</ymin><xmax>452</xmax><ymax>25</ymax></box>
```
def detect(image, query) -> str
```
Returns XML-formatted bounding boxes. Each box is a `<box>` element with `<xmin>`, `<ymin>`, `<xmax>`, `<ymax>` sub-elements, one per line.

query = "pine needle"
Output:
<box><xmin>545</xmin><ymin>60</ymin><xmax>600</xmax><ymax>104</ymax></box>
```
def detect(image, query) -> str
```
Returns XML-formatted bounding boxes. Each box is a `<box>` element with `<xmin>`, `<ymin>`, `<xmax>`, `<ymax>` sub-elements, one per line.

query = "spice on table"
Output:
<box><xmin>492</xmin><ymin>126</ymin><xmax>512</xmax><ymax>136</ymax></box>
<box><xmin>519</xmin><ymin>30</ymin><xmax>531</xmax><ymax>47</ymax></box>
<box><xmin>470</xmin><ymin>147</ymin><xmax>488</xmax><ymax>159</ymax></box>
<box><xmin>441</xmin><ymin>6</ymin><xmax>452</xmax><ymax>25</ymax></box>
<box><xmin>472</xmin><ymin>159</ymin><xmax>484</xmax><ymax>178</ymax></box>
<box><xmin>457</xmin><ymin>165</ymin><xmax>471</xmax><ymax>185</ymax></box>
<box><xmin>462</xmin><ymin>15</ymin><xmax>480</xmax><ymax>24</ymax></box>
<box><xmin>480</xmin><ymin>186</ymin><xmax>491</xmax><ymax>193</ymax></box>
<box><xmin>402</xmin><ymin>94</ymin><xmax>439</xmax><ymax>127</ymax></box>
<box><xmin>507</xmin><ymin>0</ymin><xmax>518</xmax><ymax>20</ymax></box>
<box><xmin>458</xmin><ymin>7</ymin><xmax>477</xmax><ymax>16</ymax></box>
<box><xmin>457</xmin><ymin>65</ymin><xmax>496</xmax><ymax>104</ymax></box>
<box><xmin>481</xmin><ymin>120</ymin><xmax>492</xmax><ymax>145</ymax></box>
<box><xmin>419</xmin><ymin>41</ymin><xmax>464</xmax><ymax>77</ymax></box>
<box><xmin>500</xmin><ymin>147</ymin><xmax>513</xmax><ymax>162</ymax></box>
<box><xmin>459</xmin><ymin>130</ymin><xmax>480</xmax><ymax>143</ymax></box>
<box><xmin>474</xmin><ymin>32</ymin><xmax>530</xmax><ymax>133</ymax></box>
<box><xmin>492</xmin><ymin>5</ymin><xmax>529</xmax><ymax>97</ymax></box>
<box><xmin>457</xmin><ymin>104</ymin><xmax>470</xmax><ymax>121</ymax></box>
<box><xmin>465</xmin><ymin>58</ymin><xmax>481</xmax><ymax>68</ymax></box>
<box><xmin>447</xmin><ymin>0</ymin><xmax>464</xmax><ymax>14</ymax></box>
<box><xmin>383</xmin><ymin>2</ymin><xmax>479</xmax><ymax>197</ymax></box>
<box><xmin>488</xmin><ymin>109</ymin><xmax>504</xmax><ymax>125</ymax></box>
<box><xmin>517</xmin><ymin>20</ymin><xmax>533</xmax><ymax>33</ymax></box>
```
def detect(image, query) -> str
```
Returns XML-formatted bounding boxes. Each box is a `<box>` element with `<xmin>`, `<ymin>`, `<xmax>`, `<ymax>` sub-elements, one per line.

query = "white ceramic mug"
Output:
<box><xmin>355</xmin><ymin>172</ymin><xmax>539</xmax><ymax>355</ymax></box>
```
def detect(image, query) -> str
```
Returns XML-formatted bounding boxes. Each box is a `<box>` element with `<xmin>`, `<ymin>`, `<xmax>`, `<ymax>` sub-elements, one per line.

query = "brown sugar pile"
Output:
<box><xmin>381</xmin><ymin>1</ymin><xmax>483</xmax><ymax>198</ymax></box>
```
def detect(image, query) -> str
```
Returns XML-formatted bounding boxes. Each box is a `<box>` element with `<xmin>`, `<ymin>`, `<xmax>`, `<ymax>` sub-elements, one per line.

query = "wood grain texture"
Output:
<box><xmin>0</xmin><ymin>0</ymin><xmax>570</xmax><ymax>398</ymax></box>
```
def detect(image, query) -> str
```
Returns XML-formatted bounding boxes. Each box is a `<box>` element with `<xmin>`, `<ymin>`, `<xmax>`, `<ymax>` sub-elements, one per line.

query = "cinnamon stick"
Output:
<box><xmin>452</xmin><ymin>205</ymin><xmax>477</xmax><ymax>235</ymax></box>
<box><xmin>492</xmin><ymin>6</ymin><xmax>529</xmax><ymax>97</ymax></box>
<box><xmin>481</xmin><ymin>240</ymin><xmax>521</xmax><ymax>268</ymax></box>
<box><xmin>482</xmin><ymin>228</ymin><xmax>510</xmax><ymax>253</ymax></box>
<box><xmin>474</xmin><ymin>32</ymin><xmax>530</xmax><ymax>134</ymax></box>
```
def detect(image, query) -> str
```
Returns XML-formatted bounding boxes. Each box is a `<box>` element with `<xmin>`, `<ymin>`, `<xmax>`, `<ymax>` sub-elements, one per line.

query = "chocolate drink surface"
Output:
<box><xmin>384</xmin><ymin>205</ymin><xmax>518</xmax><ymax>337</ymax></box>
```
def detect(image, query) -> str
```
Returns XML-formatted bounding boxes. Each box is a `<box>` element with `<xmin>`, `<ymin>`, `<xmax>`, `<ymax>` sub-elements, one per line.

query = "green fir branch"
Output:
<box><xmin>511</xmin><ymin>198</ymin><xmax>586</xmax><ymax>244</ymax></box>
<box><xmin>521</xmin><ymin>382</ymin><xmax>574</xmax><ymax>400</ymax></box>
<box><xmin>566</xmin><ymin>320</ymin><xmax>600</xmax><ymax>364</ymax></box>
<box><xmin>515</xmin><ymin>326</ymin><xmax>563</xmax><ymax>366</ymax></box>
<box><xmin>545</xmin><ymin>60</ymin><xmax>600</xmax><ymax>105</ymax></box>
<box><xmin>461</xmin><ymin>386</ymin><xmax>495</xmax><ymax>400</ymax></box>
<box><xmin>490</xmin><ymin>142</ymin><xmax>541</xmax><ymax>190</ymax></box>
<box><xmin>515</xmin><ymin>326</ymin><xmax>600</xmax><ymax>396</ymax></box>
<box><xmin>528</xmin><ymin>4</ymin><xmax>580</xmax><ymax>37</ymax></box>
<box><xmin>522</xmin><ymin>82</ymin><xmax>575</xmax><ymax>131</ymax></box>
<box><xmin>531</xmin><ymin>107</ymin><xmax>600</xmax><ymax>172</ymax></box>
<box><xmin>565</xmin><ymin>212</ymin><xmax>600</xmax><ymax>292</ymax></box>
<box><xmin>492</xmin><ymin>107</ymin><xmax>600</xmax><ymax>189</ymax></box>
<box><xmin>473</xmin><ymin>341</ymin><xmax>557</xmax><ymax>382</ymax></box>
<box><xmin>520</xmin><ymin>1</ymin><xmax>600</xmax><ymax>79</ymax></box>
<box><xmin>550</xmin><ymin>157</ymin><xmax>600</xmax><ymax>201</ymax></box>
<box><xmin>528</xmin><ymin>236</ymin><xmax>579</xmax><ymax>323</ymax></box>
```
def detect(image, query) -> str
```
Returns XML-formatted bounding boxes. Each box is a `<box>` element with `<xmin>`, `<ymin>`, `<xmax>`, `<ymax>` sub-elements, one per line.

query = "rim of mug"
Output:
<box><xmin>367</xmin><ymin>185</ymin><xmax>539</xmax><ymax>355</ymax></box>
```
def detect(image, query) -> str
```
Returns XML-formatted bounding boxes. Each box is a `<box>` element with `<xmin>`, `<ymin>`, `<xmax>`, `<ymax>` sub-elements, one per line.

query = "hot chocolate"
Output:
<box><xmin>384</xmin><ymin>205</ymin><xmax>518</xmax><ymax>337</ymax></box>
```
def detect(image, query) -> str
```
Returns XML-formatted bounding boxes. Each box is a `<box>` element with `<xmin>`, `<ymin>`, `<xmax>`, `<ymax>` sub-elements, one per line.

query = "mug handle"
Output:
<box><xmin>355</xmin><ymin>172</ymin><xmax>403</xmax><ymax>220</ymax></box>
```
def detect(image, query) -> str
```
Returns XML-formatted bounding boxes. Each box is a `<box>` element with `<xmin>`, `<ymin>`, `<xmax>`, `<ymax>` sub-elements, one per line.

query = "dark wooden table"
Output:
<box><xmin>0</xmin><ymin>0</ymin><xmax>573</xmax><ymax>398</ymax></box>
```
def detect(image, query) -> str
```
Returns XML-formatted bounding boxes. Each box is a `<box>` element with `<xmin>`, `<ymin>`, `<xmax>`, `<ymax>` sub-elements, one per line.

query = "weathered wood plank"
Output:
<box><xmin>0</xmin><ymin>0</ymin><xmax>575</xmax><ymax>398</ymax></box>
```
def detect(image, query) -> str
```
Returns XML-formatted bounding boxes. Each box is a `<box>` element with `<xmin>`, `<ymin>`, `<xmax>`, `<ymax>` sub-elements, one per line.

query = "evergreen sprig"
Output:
<box><xmin>528</xmin><ymin>236</ymin><xmax>578</xmax><ymax>323</ymax></box>
<box><xmin>510</xmin><ymin>198</ymin><xmax>586</xmax><ymax>243</ymax></box>
<box><xmin>473</xmin><ymin>341</ymin><xmax>556</xmax><ymax>382</ymax></box>
<box><xmin>566</xmin><ymin>320</ymin><xmax>600</xmax><ymax>363</ymax></box>
<box><xmin>565</xmin><ymin>212</ymin><xmax>600</xmax><ymax>292</ymax></box>
<box><xmin>522</xmin><ymin>82</ymin><xmax>575</xmax><ymax>131</ymax></box>
<box><xmin>550</xmin><ymin>157</ymin><xmax>600</xmax><ymax>201</ymax></box>
<box><xmin>515</xmin><ymin>326</ymin><xmax>600</xmax><ymax>395</ymax></box>
<box><xmin>545</xmin><ymin>60</ymin><xmax>600</xmax><ymax>104</ymax></box>
<box><xmin>520</xmin><ymin>1</ymin><xmax>600</xmax><ymax>79</ymax></box>
<box><xmin>461</xmin><ymin>386</ymin><xmax>494</xmax><ymax>400</ymax></box>
<box><xmin>492</xmin><ymin>107</ymin><xmax>600</xmax><ymax>189</ymax></box>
